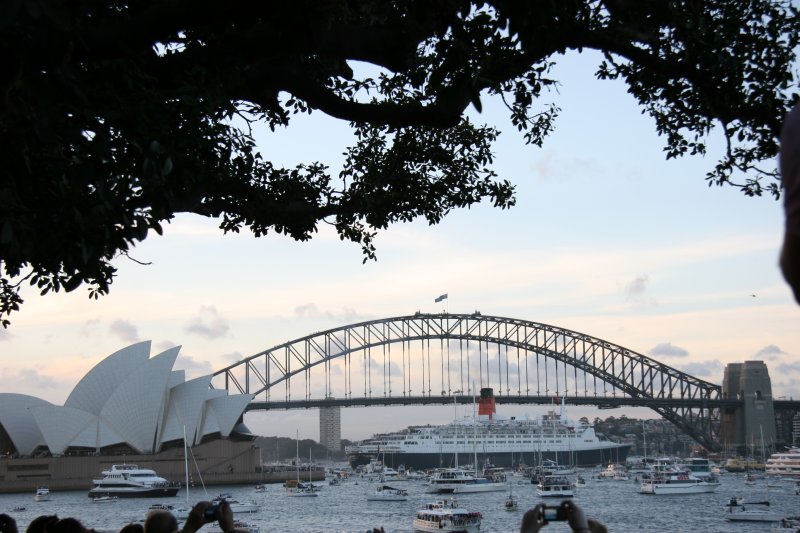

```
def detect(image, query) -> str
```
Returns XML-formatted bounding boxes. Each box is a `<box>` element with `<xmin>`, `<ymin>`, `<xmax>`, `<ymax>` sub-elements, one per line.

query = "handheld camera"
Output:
<box><xmin>542</xmin><ymin>505</ymin><xmax>567</xmax><ymax>523</ymax></box>
<box><xmin>203</xmin><ymin>503</ymin><xmax>219</xmax><ymax>520</ymax></box>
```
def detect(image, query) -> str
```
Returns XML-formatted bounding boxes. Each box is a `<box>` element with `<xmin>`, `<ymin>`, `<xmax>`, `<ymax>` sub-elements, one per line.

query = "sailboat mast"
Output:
<box><xmin>472</xmin><ymin>385</ymin><xmax>478</xmax><ymax>474</ymax></box>
<box><xmin>295</xmin><ymin>430</ymin><xmax>300</xmax><ymax>482</ymax></box>
<box><xmin>183</xmin><ymin>425</ymin><xmax>189</xmax><ymax>504</ymax></box>
<box><xmin>642</xmin><ymin>421</ymin><xmax>647</xmax><ymax>462</ymax></box>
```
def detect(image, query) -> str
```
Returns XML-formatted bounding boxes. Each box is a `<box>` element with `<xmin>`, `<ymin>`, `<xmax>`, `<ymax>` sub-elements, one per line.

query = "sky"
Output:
<box><xmin>1</xmin><ymin>50</ymin><xmax>798</xmax><ymax>442</ymax></box>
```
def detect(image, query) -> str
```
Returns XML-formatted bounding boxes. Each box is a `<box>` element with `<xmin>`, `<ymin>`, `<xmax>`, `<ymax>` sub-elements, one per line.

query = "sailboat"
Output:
<box><xmin>286</xmin><ymin>431</ymin><xmax>318</xmax><ymax>497</ymax></box>
<box><xmin>150</xmin><ymin>426</ymin><xmax>191</xmax><ymax>519</ymax></box>
<box><xmin>504</xmin><ymin>483</ymin><xmax>518</xmax><ymax>511</ymax></box>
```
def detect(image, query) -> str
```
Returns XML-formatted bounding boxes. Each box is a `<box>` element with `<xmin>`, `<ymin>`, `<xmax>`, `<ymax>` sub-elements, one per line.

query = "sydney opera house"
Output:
<box><xmin>0</xmin><ymin>341</ymin><xmax>267</xmax><ymax>492</ymax></box>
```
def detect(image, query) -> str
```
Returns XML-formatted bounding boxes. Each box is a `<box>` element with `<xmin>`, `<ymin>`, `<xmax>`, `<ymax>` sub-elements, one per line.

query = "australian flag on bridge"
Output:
<box><xmin>434</xmin><ymin>293</ymin><xmax>448</xmax><ymax>303</ymax></box>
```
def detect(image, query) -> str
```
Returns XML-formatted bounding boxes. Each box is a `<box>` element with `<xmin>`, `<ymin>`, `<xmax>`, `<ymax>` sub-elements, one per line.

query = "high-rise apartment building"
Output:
<box><xmin>319</xmin><ymin>404</ymin><xmax>341</xmax><ymax>452</ymax></box>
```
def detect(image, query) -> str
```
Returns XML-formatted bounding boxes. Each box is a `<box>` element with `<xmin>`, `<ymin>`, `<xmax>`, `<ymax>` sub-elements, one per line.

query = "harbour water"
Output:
<box><xmin>1</xmin><ymin>472</ymin><xmax>797</xmax><ymax>532</ymax></box>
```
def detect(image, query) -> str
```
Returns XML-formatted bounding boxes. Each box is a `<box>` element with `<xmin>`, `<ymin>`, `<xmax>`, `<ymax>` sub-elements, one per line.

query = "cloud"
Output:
<box><xmin>625</xmin><ymin>276</ymin><xmax>648</xmax><ymax>298</ymax></box>
<box><xmin>175</xmin><ymin>354</ymin><xmax>214</xmax><ymax>378</ymax></box>
<box><xmin>648</xmin><ymin>342</ymin><xmax>690</xmax><ymax>358</ymax></box>
<box><xmin>677</xmin><ymin>359</ymin><xmax>724</xmax><ymax>378</ymax></box>
<box><xmin>185</xmin><ymin>306</ymin><xmax>230</xmax><ymax>339</ymax></box>
<box><xmin>221</xmin><ymin>351</ymin><xmax>244</xmax><ymax>364</ymax></box>
<box><xmin>0</xmin><ymin>368</ymin><xmax>59</xmax><ymax>390</ymax></box>
<box><xmin>533</xmin><ymin>150</ymin><xmax>602</xmax><ymax>182</ymax></box>
<box><xmin>109</xmin><ymin>320</ymin><xmax>140</xmax><ymax>342</ymax></box>
<box><xmin>292</xmin><ymin>303</ymin><xmax>364</xmax><ymax>322</ymax></box>
<box><xmin>155</xmin><ymin>340</ymin><xmax>179</xmax><ymax>352</ymax></box>
<box><xmin>754</xmin><ymin>344</ymin><xmax>786</xmax><ymax>359</ymax></box>
<box><xmin>776</xmin><ymin>361</ymin><xmax>800</xmax><ymax>374</ymax></box>
<box><xmin>78</xmin><ymin>318</ymin><xmax>101</xmax><ymax>337</ymax></box>
<box><xmin>623</xmin><ymin>275</ymin><xmax>658</xmax><ymax>307</ymax></box>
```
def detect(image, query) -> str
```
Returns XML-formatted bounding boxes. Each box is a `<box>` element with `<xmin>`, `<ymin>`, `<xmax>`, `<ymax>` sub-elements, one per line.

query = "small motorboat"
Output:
<box><xmin>12</xmin><ymin>506</ymin><xmax>26</xmax><ymax>512</ymax></box>
<box><xmin>148</xmin><ymin>503</ymin><xmax>190</xmax><ymax>520</ymax></box>
<box><xmin>724</xmin><ymin>499</ymin><xmax>780</xmax><ymax>522</ymax></box>
<box><xmin>253</xmin><ymin>484</ymin><xmax>266</xmax><ymax>493</ymax></box>
<box><xmin>233</xmin><ymin>521</ymin><xmax>259</xmax><ymax>533</ymax></box>
<box><xmin>284</xmin><ymin>480</ymin><xmax>319</xmax><ymax>497</ymax></box>
<box><xmin>366</xmin><ymin>485</ymin><xmax>409</xmax><ymax>502</ymax></box>
<box><xmin>34</xmin><ymin>487</ymin><xmax>51</xmax><ymax>501</ymax></box>
<box><xmin>212</xmin><ymin>493</ymin><xmax>259</xmax><ymax>513</ymax></box>
<box><xmin>92</xmin><ymin>496</ymin><xmax>119</xmax><ymax>503</ymax></box>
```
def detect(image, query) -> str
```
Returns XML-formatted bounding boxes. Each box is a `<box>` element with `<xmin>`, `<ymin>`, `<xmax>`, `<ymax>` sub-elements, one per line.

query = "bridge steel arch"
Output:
<box><xmin>212</xmin><ymin>313</ymin><xmax>723</xmax><ymax>450</ymax></box>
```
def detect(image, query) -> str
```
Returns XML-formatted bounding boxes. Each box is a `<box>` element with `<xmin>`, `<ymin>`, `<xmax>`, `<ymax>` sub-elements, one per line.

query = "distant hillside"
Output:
<box><xmin>253</xmin><ymin>435</ymin><xmax>351</xmax><ymax>462</ymax></box>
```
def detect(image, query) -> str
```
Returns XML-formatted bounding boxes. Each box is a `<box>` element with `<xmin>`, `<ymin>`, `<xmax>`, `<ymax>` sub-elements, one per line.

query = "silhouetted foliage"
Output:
<box><xmin>1</xmin><ymin>1</ymin><xmax>798</xmax><ymax>326</ymax></box>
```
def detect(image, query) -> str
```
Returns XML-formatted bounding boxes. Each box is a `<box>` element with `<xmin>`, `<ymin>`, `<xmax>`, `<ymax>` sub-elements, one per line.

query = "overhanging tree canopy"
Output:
<box><xmin>1</xmin><ymin>0</ymin><xmax>798</xmax><ymax>326</ymax></box>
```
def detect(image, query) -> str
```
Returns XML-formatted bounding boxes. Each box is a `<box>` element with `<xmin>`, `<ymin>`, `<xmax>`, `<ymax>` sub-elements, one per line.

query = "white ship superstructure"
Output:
<box><xmin>765</xmin><ymin>447</ymin><xmax>800</xmax><ymax>478</ymax></box>
<box><xmin>88</xmin><ymin>464</ymin><xmax>179</xmax><ymax>498</ymax></box>
<box><xmin>346</xmin><ymin>390</ymin><xmax>630</xmax><ymax>470</ymax></box>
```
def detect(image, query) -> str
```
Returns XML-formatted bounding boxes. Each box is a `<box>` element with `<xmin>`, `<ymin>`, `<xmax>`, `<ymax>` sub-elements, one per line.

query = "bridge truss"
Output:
<box><xmin>212</xmin><ymin>313</ymin><xmax>723</xmax><ymax>450</ymax></box>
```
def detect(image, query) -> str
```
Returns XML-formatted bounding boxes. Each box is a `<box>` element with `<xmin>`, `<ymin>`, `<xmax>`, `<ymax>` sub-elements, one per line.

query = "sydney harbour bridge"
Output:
<box><xmin>210</xmin><ymin>313</ymin><xmax>799</xmax><ymax>451</ymax></box>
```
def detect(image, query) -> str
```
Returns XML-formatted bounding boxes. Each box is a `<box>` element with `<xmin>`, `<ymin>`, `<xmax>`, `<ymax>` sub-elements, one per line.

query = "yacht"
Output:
<box><xmin>599</xmin><ymin>463</ymin><xmax>628</xmax><ymax>480</ymax></box>
<box><xmin>639</xmin><ymin>459</ymin><xmax>720</xmax><ymax>495</ymax></box>
<box><xmin>413</xmin><ymin>499</ymin><xmax>482</xmax><ymax>533</ymax></box>
<box><xmin>530</xmin><ymin>459</ymin><xmax>575</xmax><ymax>479</ymax></box>
<box><xmin>536</xmin><ymin>475</ymin><xmax>574</xmax><ymax>498</ymax></box>
<box><xmin>88</xmin><ymin>464</ymin><xmax>179</xmax><ymax>498</ymax></box>
<box><xmin>679</xmin><ymin>458</ymin><xmax>713</xmax><ymax>479</ymax></box>
<box><xmin>425</xmin><ymin>467</ymin><xmax>507</xmax><ymax>494</ymax></box>
<box><xmin>379</xmin><ymin>466</ymin><xmax>408</xmax><ymax>482</ymax></box>
<box><xmin>765</xmin><ymin>447</ymin><xmax>800</xmax><ymax>478</ymax></box>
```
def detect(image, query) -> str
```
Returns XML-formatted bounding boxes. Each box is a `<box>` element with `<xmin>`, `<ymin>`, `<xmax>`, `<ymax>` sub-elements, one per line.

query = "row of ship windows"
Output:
<box><xmin>416</xmin><ymin>439</ymin><xmax>562</xmax><ymax>444</ymax></box>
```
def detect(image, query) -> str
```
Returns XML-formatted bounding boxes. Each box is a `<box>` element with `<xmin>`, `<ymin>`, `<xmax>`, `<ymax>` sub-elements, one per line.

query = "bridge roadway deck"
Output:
<box><xmin>246</xmin><ymin>395</ymin><xmax>759</xmax><ymax>411</ymax></box>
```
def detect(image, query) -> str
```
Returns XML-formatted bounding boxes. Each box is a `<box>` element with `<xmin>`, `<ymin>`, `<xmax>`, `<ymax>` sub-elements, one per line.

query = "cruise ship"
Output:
<box><xmin>346</xmin><ymin>389</ymin><xmax>631</xmax><ymax>470</ymax></box>
<box><xmin>765</xmin><ymin>447</ymin><xmax>800</xmax><ymax>478</ymax></box>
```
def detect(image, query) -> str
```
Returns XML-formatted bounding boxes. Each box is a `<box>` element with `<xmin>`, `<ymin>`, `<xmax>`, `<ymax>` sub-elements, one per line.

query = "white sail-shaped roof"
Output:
<box><xmin>205</xmin><ymin>394</ymin><xmax>253</xmax><ymax>437</ymax></box>
<box><xmin>159</xmin><ymin>375</ymin><xmax>212</xmax><ymax>447</ymax></box>
<box><xmin>1</xmin><ymin>342</ymin><xmax>254</xmax><ymax>457</ymax></box>
<box><xmin>29</xmin><ymin>405</ymin><xmax>96</xmax><ymax>455</ymax></box>
<box><xmin>0</xmin><ymin>394</ymin><xmax>50</xmax><ymax>455</ymax></box>
<box><xmin>65</xmin><ymin>341</ymin><xmax>151</xmax><ymax>415</ymax></box>
<box><xmin>100</xmin><ymin>346</ymin><xmax>179</xmax><ymax>453</ymax></box>
<box><xmin>168</xmin><ymin>369</ymin><xmax>186</xmax><ymax>388</ymax></box>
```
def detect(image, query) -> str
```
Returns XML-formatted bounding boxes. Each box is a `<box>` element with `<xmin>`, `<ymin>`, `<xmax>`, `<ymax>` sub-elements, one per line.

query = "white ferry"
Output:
<box><xmin>413</xmin><ymin>499</ymin><xmax>482</xmax><ymax>533</ymax></box>
<box><xmin>536</xmin><ymin>475</ymin><xmax>574</xmax><ymax>497</ymax></box>
<box><xmin>765</xmin><ymin>447</ymin><xmax>800</xmax><ymax>478</ymax></box>
<box><xmin>87</xmin><ymin>464</ymin><xmax>179</xmax><ymax>498</ymax></box>
<box><xmin>346</xmin><ymin>389</ymin><xmax>631</xmax><ymax>470</ymax></box>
